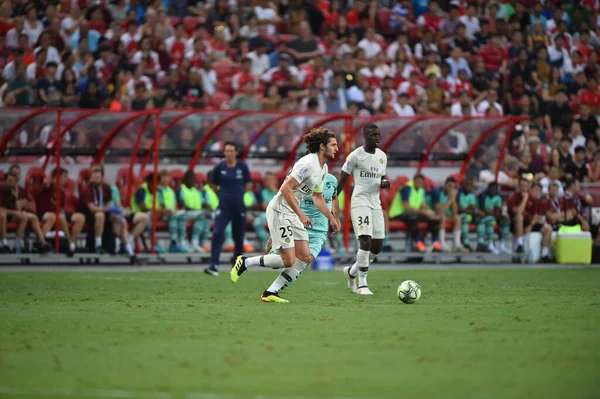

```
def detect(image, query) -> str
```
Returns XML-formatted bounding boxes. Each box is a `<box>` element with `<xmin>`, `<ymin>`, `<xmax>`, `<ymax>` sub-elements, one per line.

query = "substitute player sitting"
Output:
<box><xmin>261</xmin><ymin>173</ymin><xmax>339</xmax><ymax>302</ymax></box>
<box><xmin>338</xmin><ymin>124</ymin><xmax>389</xmax><ymax>295</ymax></box>
<box><xmin>176</xmin><ymin>171</ymin><xmax>209</xmax><ymax>252</ymax></box>
<box><xmin>230</xmin><ymin>127</ymin><xmax>341</xmax><ymax>303</ymax></box>
<box><xmin>476</xmin><ymin>182</ymin><xmax>511</xmax><ymax>254</ymax></box>
<box><xmin>430</xmin><ymin>176</ymin><xmax>465</xmax><ymax>252</ymax></box>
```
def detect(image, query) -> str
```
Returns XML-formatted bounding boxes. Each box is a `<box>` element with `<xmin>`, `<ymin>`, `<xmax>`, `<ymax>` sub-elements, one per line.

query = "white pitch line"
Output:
<box><xmin>0</xmin><ymin>387</ymin><xmax>381</xmax><ymax>399</ymax></box>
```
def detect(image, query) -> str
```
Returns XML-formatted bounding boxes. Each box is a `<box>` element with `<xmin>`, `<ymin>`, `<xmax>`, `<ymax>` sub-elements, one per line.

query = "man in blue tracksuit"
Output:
<box><xmin>206</xmin><ymin>142</ymin><xmax>252</xmax><ymax>276</ymax></box>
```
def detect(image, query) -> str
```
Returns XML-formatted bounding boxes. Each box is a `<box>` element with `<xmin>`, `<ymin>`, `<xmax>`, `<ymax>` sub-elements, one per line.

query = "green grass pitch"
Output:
<box><xmin>0</xmin><ymin>268</ymin><xmax>599</xmax><ymax>399</ymax></box>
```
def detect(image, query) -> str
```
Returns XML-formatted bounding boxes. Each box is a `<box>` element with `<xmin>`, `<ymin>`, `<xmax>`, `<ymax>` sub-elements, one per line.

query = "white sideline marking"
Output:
<box><xmin>0</xmin><ymin>387</ymin><xmax>378</xmax><ymax>399</ymax></box>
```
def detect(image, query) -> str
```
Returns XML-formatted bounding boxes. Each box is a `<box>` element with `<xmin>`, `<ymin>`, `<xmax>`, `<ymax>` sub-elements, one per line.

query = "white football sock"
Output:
<box><xmin>95</xmin><ymin>236</ymin><xmax>102</xmax><ymax>248</ymax></box>
<box><xmin>245</xmin><ymin>254</ymin><xmax>285</xmax><ymax>269</ymax></box>
<box><xmin>517</xmin><ymin>237</ymin><xmax>523</xmax><ymax>246</ymax></box>
<box><xmin>349</xmin><ymin>250</ymin><xmax>376</xmax><ymax>277</ymax></box>
<box><xmin>1</xmin><ymin>238</ymin><xmax>7</xmax><ymax>245</ymax></box>
<box><xmin>266</xmin><ymin>258</ymin><xmax>309</xmax><ymax>293</ymax></box>
<box><xmin>125</xmin><ymin>243</ymin><xmax>134</xmax><ymax>256</ymax></box>
<box><xmin>69</xmin><ymin>242</ymin><xmax>76</xmax><ymax>252</ymax></box>
<box><xmin>541</xmin><ymin>247</ymin><xmax>549</xmax><ymax>257</ymax></box>
<box><xmin>353</xmin><ymin>249</ymin><xmax>370</xmax><ymax>287</ymax></box>
<box><xmin>453</xmin><ymin>230</ymin><xmax>462</xmax><ymax>247</ymax></box>
<box><xmin>439</xmin><ymin>228</ymin><xmax>446</xmax><ymax>246</ymax></box>
<box><xmin>116</xmin><ymin>237</ymin><xmax>122</xmax><ymax>250</ymax></box>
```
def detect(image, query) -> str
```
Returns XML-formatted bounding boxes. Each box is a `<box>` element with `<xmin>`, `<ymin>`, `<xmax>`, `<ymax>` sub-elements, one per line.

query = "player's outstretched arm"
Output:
<box><xmin>280</xmin><ymin>176</ymin><xmax>312</xmax><ymax>228</ymax></box>
<box><xmin>312</xmin><ymin>192</ymin><xmax>340</xmax><ymax>233</ymax></box>
<box><xmin>332</xmin><ymin>193</ymin><xmax>340</xmax><ymax>222</ymax></box>
<box><xmin>337</xmin><ymin>171</ymin><xmax>351</xmax><ymax>197</ymax></box>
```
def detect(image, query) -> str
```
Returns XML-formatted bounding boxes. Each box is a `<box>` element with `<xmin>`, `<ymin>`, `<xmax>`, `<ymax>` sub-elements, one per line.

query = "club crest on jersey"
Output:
<box><xmin>379</xmin><ymin>158</ymin><xmax>383</xmax><ymax>164</ymax></box>
<box><xmin>299</xmin><ymin>167</ymin><xmax>309</xmax><ymax>177</ymax></box>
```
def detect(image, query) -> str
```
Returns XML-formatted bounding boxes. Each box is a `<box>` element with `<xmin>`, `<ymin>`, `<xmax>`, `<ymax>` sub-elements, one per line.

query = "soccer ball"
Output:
<box><xmin>397</xmin><ymin>280</ymin><xmax>421</xmax><ymax>304</ymax></box>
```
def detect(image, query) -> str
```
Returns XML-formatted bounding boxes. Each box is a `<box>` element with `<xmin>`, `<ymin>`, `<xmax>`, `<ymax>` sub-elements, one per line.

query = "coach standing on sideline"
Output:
<box><xmin>205</xmin><ymin>142</ymin><xmax>252</xmax><ymax>276</ymax></box>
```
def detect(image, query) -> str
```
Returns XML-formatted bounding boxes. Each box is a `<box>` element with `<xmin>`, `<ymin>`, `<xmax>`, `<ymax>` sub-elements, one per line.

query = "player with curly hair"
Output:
<box><xmin>230</xmin><ymin>127</ymin><xmax>341</xmax><ymax>303</ymax></box>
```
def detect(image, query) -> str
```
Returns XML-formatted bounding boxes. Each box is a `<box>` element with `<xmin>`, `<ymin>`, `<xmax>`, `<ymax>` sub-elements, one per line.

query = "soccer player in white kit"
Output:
<box><xmin>230</xmin><ymin>127</ymin><xmax>341</xmax><ymax>303</ymax></box>
<box><xmin>338</xmin><ymin>124</ymin><xmax>390</xmax><ymax>295</ymax></box>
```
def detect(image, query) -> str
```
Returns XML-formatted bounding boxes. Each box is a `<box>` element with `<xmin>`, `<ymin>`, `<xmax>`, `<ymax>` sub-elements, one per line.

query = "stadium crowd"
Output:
<box><xmin>0</xmin><ymin>0</ymin><xmax>599</xmax><ymax>261</ymax></box>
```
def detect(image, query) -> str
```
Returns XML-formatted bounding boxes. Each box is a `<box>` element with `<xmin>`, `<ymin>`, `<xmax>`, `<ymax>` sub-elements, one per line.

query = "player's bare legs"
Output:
<box><xmin>231</xmin><ymin>239</ymin><xmax>312</xmax><ymax>303</ymax></box>
<box><xmin>261</xmin><ymin>240</ymin><xmax>313</xmax><ymax>302</ymax></box>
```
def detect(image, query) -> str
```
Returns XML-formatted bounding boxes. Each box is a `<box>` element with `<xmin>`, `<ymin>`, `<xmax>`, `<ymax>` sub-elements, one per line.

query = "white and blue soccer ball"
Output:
<box><xmin>397</xmin><ymin>280</ymin><xmax>421</xmax><ymax>304</ymax></box>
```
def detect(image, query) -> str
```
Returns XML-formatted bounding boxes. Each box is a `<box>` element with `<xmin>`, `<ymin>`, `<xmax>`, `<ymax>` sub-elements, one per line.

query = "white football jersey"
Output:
<box><xmin>269</xmin><ymin>152</ymin><xmax>328</xmax><ymax>216</ymax></box>
<box><xmin>341</xmin><ymin>147</ymin><xmax>387</xmax><ymax>210</ymax></box>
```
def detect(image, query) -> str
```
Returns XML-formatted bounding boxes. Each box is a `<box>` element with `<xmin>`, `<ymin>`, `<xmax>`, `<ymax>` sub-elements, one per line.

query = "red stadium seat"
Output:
<box><xmin>25</xmin><ymin>167</ymin><xmax>45</xmax><ymax>196</ymax></box>
<box><xmin>377</xmin><ymin>9</ymin><xmax>396</xmax><ymax>36</ymax></box>
<box><xmin>278</xmin><ymin>34</ymin><xmax>296</xmax><ymax>44</ymax></box>
<box><xmin>169</xmin><ymin>169</ymin><xmax>184</xmax><ymax>190</ymax></box>
<box><xmin>169</xmin><ymin>16</ymin><xmax>181</xmax><ymax>28</ymax></box>
<box><xmin>212</xmin><ymin>62</ymin><xmax>235</xmax><ymax>78</ymax></box>
<box><xmin>211</xmin><ymin>92</ymin><xmax>231</xmax><ymax>108</ymax></box>
<box><xmin>451</xmin><ymin>173</ymin><xmax>463</xmax><ymax>185</ymax></box>
<box><xmin>78</xmin><ymin>169</ymin><xmax>91</xmax><ymax>194</ymax></box>
<box><xmin>64</xmin><ymin>178</ymin><xmax>76</xmax><ymax>196</ymax></box>
<box><xmin>250</xmin><ymin>171</ymin><xmax>263</xmax><ymax>190</ymax></box>
<box><xmin>424</xmin><ymin>177</ymin><xmax>436</xmax><ymax>192</ymax></box>
<box><xmin>195</xmin><ymin>172</ymin><xmax>207</xmax><ymax>186</ymax></box>
<box><xmin>59</xmin><ymin>0</ymin><xmax>70</xmax><ymax>13</ymax></box>
<box><xmin>115</xmin><ymin>167</ymin><xmax>130</xmax><ymax>189</ymax></box>
<box><xmin>588</xmin><ymin>187</ymin><xmax>600</xmax><ymax>207</ymax></box>
<box><xmin>64</xmin><ymin>193</ymin><xmax>78</xmax><ymax>215</ymax></box>
<box><xmin>183</xmin><ymin>16</ymin><xmax>198</xmax><ymax>35</ymax></box>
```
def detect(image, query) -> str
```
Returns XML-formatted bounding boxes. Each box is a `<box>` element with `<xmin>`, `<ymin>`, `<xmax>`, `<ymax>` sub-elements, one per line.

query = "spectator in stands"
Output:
<box><xmin>430</xmin><ymin>176</ymin><xmax>465</xmax><ymax>252</ymax></box>
<box><xmin>446</xmin><ymin>47</ymin><xmax>472</xmax><ymax>80</ymax></box>
<box><xmin>324</xmin><ymin>84</ymin><xmax>345</xmax><ymax>114</ymax></box>
<box><xmin>576</xmin><ymin>104</ymin><xmax>600</xmax><ymax>145</ymax></box>
<box><xmin>451</xmin><ymin>90</ymin><xmax>477</xmax><ymax>116</ymax></box>
<box><xmin>389</xmin><ymin>174</ymin><xmax>441</xmax><ymax>253</ymax></box>
<box><xmin>540</xmin><ymin>165</ymin><xmax>565</xmax><ymax>197</ymax></box>
<box><xmin>569</xmin><ymin>122</ymin><xmax>586</xmax><ymax>154</ymax></box>
<box><xmin>6</xmin><ymin>63</ymin><xmax>33</xmax><ymax>106</ymax></box>
<box><xmin>476</xmin><ymin>182</ymin><xmax>511</xmax><ymax>254</ymax></box>
<box><xmin>37</xmin><ymin>61</ymin><xmax>62</xmax><ymax>106</ymax></box>
<box><xmin>393</xmin><ymin>93</ymin><xmax>415</xmax><ymax>116</ymax></box>
<box><xmin>544</xmin><ymin>90</ymin><xmax>573</xmax><ymax>131</ymax></box>
<box><xmin>247</xmin><ymin>39</ymin><xmax>270</xmax><ymax>76</ymax></box>
<box><xmin>287</xmin><ymin>21</ymin><xmax>320</xmax><ymax>64</ymax></box>
<box><xmin>477</xmin><ymin>89</ymin><xmax>503</xmax><ymax>116</ymax></box>
<box><xmin>565</xmin><ymin>146</ymin><xmax>589</xmax><ymax>183</ymax></box>
<box><xmin>35</xmin><ymin>168</ymin><xmax>85</xmax><ymax>256</ymax></box>
<box><xmin>230</xmin><ymin>80</ymin><xmax>262</xmax><ymax>111</ymax></box>
<box><xmin>507</xmin><ymin>177</ymin><xmax>552</xmax><ymax>261</ymax></box>
<box><xmin>479</xmin><ymin>32</ymin><xmax>508</xmax><ymax>73</ymax></box>
<box><xmin>551</xmin><ymin>135</ymin><xmax>572</xmax><ymax>173</ymax></box>
<box><xmin>457</xmin><ymin>178</ymin><xmax>478</xmax><ymax>252</ymax></box>
<box><xmin>176</xmin><ymin>171</ymin><xmax>210</xmax><ymax>253</ymax></box>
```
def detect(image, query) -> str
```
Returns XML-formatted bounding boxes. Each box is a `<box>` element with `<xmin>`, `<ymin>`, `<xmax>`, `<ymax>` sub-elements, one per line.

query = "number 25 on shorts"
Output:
<box><xmin>280</xmin><ymin>226</ymin><xmax>293</xmax><ymax>238</ymax></box>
